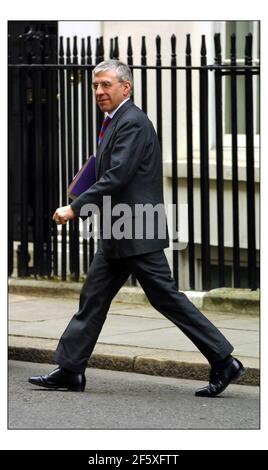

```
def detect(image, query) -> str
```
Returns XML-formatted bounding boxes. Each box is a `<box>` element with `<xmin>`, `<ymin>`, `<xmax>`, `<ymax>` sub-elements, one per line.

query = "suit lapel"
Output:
<box><xmin>96</xmin><ymin>100</ymin><xmax>134</xmax><ymax>178</ymax></box>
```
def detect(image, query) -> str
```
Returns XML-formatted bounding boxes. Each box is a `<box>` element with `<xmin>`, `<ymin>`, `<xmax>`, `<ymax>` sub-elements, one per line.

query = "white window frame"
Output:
<box><xmin>213</xmin><ymin>21</ymin><xmax>260</xmax><ymax>151</ymax></box>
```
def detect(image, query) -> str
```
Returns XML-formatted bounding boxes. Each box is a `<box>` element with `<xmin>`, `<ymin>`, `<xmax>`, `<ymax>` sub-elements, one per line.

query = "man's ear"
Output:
<box><xmin>123</xmin><ymin>81</ymin><xmax>131</xmax><ymax>96</ymax></box>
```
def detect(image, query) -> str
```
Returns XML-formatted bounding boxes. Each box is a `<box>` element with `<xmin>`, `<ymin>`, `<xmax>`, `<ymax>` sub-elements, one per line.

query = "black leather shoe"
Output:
<box><xmin>28</xmin><ymin>367</ymin><xmax>86</xmax><ymax>392</ymax></box>
<box><xmin>195</xmin><ymin>358</ymin><xmax>245</xmax><ymax>397</ymax></box>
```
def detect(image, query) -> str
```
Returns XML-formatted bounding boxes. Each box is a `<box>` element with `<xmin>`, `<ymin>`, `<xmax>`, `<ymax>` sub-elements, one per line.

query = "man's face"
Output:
<box><xmin>92</xmin><ymin>70</ymin><xmax>131</xmax><ymax>113</ymax></box>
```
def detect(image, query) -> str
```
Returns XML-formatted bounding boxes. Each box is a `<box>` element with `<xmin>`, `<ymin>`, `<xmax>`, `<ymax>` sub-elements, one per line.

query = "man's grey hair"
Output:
<box><xmin>92</xmin><ymin>60</ymin><xmax>133</xmax><ymax>93</ymax></box>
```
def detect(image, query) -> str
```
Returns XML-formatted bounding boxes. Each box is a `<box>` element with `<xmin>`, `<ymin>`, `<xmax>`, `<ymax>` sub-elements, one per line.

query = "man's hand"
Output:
<box><xmin>53</xmin><ymin>205</ymin><xmax>76</xmax><ymax>225</ymax></box>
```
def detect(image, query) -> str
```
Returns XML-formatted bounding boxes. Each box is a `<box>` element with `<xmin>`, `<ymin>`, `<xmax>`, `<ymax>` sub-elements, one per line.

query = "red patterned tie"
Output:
<box><xmin>98</xmin><ymin>116</ymin><xmax>111</xmax><ymax>145</ymax></box>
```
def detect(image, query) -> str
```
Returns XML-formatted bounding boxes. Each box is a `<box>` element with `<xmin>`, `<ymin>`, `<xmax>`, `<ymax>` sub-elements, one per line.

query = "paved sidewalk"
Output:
<box><xmin>8</xmin><ymin>293</ymin><xmax>260</xmax><ymax>385</ymax></box>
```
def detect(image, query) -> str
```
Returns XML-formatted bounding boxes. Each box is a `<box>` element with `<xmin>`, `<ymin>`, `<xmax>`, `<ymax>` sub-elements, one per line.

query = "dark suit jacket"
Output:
<box><xmin>71</xmin><ymin>99</ymin><xmax>169</xmax><ymax>258</ymax></box>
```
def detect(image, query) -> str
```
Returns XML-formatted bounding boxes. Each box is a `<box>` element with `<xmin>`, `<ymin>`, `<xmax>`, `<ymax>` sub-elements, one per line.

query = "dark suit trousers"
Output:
<box><xmin>53</xmin><ymin>250</ymin><xmax>233</xmax><ymax>373</ymax></box>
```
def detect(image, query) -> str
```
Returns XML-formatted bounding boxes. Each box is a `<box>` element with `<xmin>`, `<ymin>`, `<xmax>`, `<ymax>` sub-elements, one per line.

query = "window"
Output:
<box><xmin>224</xmin><ymin>21</ymin><xmax>259</xmax><ymax>141</ymax></box>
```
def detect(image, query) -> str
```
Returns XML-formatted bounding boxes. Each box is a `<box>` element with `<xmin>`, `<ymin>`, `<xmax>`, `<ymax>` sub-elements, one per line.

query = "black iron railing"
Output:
<box><xmin>8</xmin><ymin>31</ymin><xmax>260</xmax><ymax>290</ymax></box>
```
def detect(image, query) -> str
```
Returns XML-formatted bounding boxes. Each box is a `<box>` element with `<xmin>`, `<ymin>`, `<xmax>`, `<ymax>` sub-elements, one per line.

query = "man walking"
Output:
<box><xmin>29</xmin><ymin>60</ymin><xmax>244</xmax><ymax>397</ymax></box>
